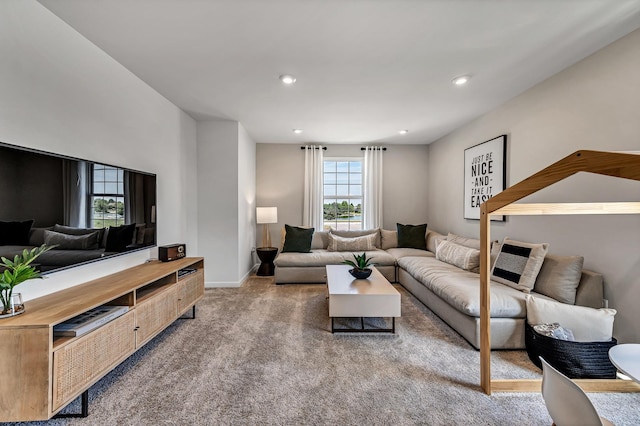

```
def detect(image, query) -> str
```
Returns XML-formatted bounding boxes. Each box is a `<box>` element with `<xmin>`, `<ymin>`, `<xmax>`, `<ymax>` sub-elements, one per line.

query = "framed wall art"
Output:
<box><xmin>463</xmin><ymin>135</ymin><xmax>506</xmax><ymax>220</ymax></box>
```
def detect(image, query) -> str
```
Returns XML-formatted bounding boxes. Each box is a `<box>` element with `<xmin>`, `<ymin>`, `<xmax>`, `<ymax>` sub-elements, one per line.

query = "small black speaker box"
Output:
<box><xmin>159</xmin><ymin>244</ymin><xmax>186</xmax><ymax>262</ymax></box>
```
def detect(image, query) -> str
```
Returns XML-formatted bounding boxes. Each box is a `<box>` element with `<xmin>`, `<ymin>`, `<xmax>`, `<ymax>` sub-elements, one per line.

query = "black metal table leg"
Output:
<box><xmin>179</xmin><ymin>305</ymin><xmax>196</xmax><ymax>319</ymax></box>
<box><xmin>54</xmin><ymin>390</ymin><xmax>89</xmax><ymax>418</ymax></box>
<box><xmin>330</xmin><ymin>317</ymin><xmax>397</xmax><ymax>334</ymax></box>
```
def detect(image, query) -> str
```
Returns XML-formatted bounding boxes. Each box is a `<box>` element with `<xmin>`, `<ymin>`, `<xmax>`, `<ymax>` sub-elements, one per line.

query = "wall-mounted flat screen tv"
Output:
<box><xmin>0</xmin><ymin>141</ymin><xmax>156</xmax><ymax>273</ymax></box>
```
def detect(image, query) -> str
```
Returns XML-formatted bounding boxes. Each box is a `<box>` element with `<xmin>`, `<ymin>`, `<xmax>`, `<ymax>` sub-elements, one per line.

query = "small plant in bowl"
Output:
<box><xmin>0</xmin><ymin>245</ymin><xmax>53</xmax><ymax>317</ymax></box>
<box><xmin>342</xmin><ymin>253</ymin><xmax>374</xmax><ymax>279</ymax></box>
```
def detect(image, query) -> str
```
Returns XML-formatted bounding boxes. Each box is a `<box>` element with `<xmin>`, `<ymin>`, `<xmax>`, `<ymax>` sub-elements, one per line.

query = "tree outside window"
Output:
<box><xmin>323</xmin><ymin>160</ymin><xmax>362</xmax><ymax>230</ymax></box>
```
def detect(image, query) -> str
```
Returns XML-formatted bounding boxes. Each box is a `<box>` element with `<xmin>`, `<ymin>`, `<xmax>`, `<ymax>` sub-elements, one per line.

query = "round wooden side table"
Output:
<box><xmin>256</xmin><ymin>247</ymin><xmax>278</xmax><ymax>276</ymax></box>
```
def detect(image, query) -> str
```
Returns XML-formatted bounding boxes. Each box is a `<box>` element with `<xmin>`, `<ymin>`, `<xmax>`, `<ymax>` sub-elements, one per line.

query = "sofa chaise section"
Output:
<box><xmin>398</xmin><ymin>255</ymin><xmax>604</xmax><ymax>349</ymax></box>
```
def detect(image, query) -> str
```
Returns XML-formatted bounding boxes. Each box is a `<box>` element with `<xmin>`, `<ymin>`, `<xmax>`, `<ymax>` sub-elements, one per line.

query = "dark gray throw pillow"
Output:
<box><xmin>0</xmin><ymin>220</ymin><xmax>34</xmax><ymax>245</ymax></box>
<box><xmin>44</xmin><ymin>230</ymin><xmax>100</xmax><ymax>250</ymax></box>
<box><xmin>397</xmin><ymin>223</ymin><xmax>428</xmax><ymax>250</ymax></box>
<box><xmin>282</xmin><ymin>225</ymin><xmax>314</xmax><ymax>253</ymax></box>
<box><xmin>54</xmin><ymin>224</ymin><xmax>107</xmax><ymax>248</ymax></box>
<box><xmin>105</xmin><ymin>223</ymin><xmax>136</xmax><ymax>252</ymax></box>
<box><xmin>28</xmin><ymin>227</ymin><xmax>54</xmax><ymax>246</ymax></box>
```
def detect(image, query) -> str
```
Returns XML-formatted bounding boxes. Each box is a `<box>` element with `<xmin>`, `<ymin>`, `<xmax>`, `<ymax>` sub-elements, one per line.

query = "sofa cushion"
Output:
<box><xmin>327</xmin><ymin>233</ymin><xmax>376</xmax><ymax>252</ymax></box>
<box><xmin>380</xmin><ymin>229</ymin><xmax>397</xmax><ymax>250</ymax></box>
<box><xmin>275</xmin><ymin>249</ymin><xmax>396</xmax><ymax>268</ymax></box>
<box><xmin>526</xmin><ymin>295</ymin><xmax>615</xmax><ymax>342</ymax></box>
<box><xmin>491</xmin><ymin>238</ymin><xmax>549</xmax><ymax>293</ymax></box>
<box><xmin>0</xmin><ymin>220</ymin><xmax>34</xmax><ymax>245</ymax></box>
<box><xmin>44</xmin><ymin>230</ymin><xmax>101</xmax><ymax>250</ymax></box>
<box><xmin>426</xmin><ymin>230</ymin><xmax>446</xmax><ymax>253</ymax></box>
<box><xmin>397</xmin><ymin>223</ymin><xmax>427</xmax><ymax>250</ymax></box>
<box><xmin>311</xmin><ymin>231</ymin><xmax>329</xmax><ymax>250</ymax></box>
<box><xmin>331</xmin><ymin>229</ymin><xmax>381</xmax><ymax>248</ymax></box>
<box><xmin>282</xmin><ymin>225</ymin><xmax>314</xmax><ymax>253</ymax></box>
<box><xmin>436</xmin><ymin>240</ymin><xmax>480</xmax><ymax>271</ymax></box>
<box><xmin>446</xmin><ymin>232</ymin><xmax>481</xmax><ymax>250</ymax></box>
<box><xmin>397</xmin><ymin>256</ymin><xmax>557</xmax><ymax>318</ymax></box>
<box><xmin>28</xmin><ymin>226</ymin><xmax>54</xmax><ymax>246</ymax></box>
<box><xmin>386</xmin><ymin>247</ymin><xmax>434</xmax><ymax>260</ymax></box>
<box><xmin>533</xmin><ymin>254</ymin><xmax>584</xmax><ymax>304</ymax></box>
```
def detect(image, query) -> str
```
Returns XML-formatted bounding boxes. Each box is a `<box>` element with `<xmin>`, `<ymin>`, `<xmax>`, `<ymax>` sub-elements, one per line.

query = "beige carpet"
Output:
<box><xmin>14</xmin><ymin>276</ymin><xmax>640</xmax><ymax>425</ymax></box>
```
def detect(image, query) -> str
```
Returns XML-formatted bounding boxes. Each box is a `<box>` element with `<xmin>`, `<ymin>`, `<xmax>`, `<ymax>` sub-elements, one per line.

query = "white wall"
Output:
<box><xmin>256</xmin><ymin>144</ymin><xmax>429</xmax><ymax>248</ymax></box>
<box><xmin>238</xmin><ymin>125</ymin><xmax>257</xmax><ymax>279</ymax></box>
<box><xmin>0</xmin><ymin>1</ymin><xmax>198</xmax><ymax>300</ymax></box>
<box><xmin>197</xmin><ymin>120</ymin><xmax>239</xmax><ymax>286</ymax></box>
<box><xmin>196</xmin><ymin>120</ymin><xmax>256</xmax><ymax>287</ymax></box>
<box><xmin>427</xmin><ymin>28</ymin><xmax>640</xmax><ymax>342</ymax></box>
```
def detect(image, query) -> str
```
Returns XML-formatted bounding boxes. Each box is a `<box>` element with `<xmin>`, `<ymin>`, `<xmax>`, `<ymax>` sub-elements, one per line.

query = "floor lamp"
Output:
<box><xmin>256</xmin><ymin>207</ymin><xmax>278</xmax><ymax>248</ymax></box>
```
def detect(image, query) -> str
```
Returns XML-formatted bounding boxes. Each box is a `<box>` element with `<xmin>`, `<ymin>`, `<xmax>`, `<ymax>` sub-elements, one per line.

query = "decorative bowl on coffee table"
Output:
<box><xmin>349</xmin><ymin>268</ymin><xmax>372</xmax><ymax>279</ymax></box>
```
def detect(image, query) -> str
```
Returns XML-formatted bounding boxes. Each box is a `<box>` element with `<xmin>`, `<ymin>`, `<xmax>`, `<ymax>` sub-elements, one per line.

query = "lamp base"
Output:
<box><xmin>262</xmin><ymin>223</ymin><xmax>273</xmax><ymax>248</ymax></box>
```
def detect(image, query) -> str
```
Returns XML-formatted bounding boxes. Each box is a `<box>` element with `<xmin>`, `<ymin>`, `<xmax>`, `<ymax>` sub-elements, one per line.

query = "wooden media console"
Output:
<box><xmin>0</xmin><ymin>257</ymin><xmax>205</xmax><ymax>422</ymax></box>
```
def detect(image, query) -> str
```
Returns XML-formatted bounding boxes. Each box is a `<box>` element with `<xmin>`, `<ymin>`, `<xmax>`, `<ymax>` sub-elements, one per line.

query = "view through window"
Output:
<box><xmin>92</xmin><ymin>164</ymin><xmax>125</xmax><ymax>228</ymax></box>
<box><xmin>323</xmin><ymin>159</ymin><xmax>362</xmax><ymax>230</ymax></box>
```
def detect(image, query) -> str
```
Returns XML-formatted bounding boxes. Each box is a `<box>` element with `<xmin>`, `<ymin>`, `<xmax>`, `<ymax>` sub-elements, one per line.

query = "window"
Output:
<box><xmin>323</xmin><ymin>159</ymin><xmax>362</xmax><ymax>230</ymax></box>
<box><xmin>91</xmin><ymin>164</ymin><xmax>125</xmax><ymax>228</ymax></box>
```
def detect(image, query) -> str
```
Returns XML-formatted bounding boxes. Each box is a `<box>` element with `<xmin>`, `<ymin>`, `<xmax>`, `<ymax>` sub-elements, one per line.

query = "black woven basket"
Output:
<box><xmin>525</xmin><ymin>323</ymin><xmax>617</xmax><ymax>379</ymax></box>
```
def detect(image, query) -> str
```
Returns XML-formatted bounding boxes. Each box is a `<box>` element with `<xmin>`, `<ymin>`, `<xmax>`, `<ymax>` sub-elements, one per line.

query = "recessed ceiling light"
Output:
<box><xmin>398</xmin><ymin>130</ymin><xmax>409</xmax><ymax>135</ymax></box>
<box><xmin>293</xmin><ymin>129</ymin><xmax>303</xmax><ymax>134</ymax></box>
<box><xmin>280</xmin><ymin>74</ymin><xmax>297</xmax><ymax>85</ymax></box>
<box><xmin>452</xmin><ymin>75</ymin><xmax>471</xmax><ymax>86</ymax></box>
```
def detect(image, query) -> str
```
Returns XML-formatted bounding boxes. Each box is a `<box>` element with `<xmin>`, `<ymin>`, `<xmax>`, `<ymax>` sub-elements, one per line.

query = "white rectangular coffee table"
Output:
<box><xmin>326</xmin><ymin>265</ymin><xmax>401</xmax><ymax>333</ymax></box>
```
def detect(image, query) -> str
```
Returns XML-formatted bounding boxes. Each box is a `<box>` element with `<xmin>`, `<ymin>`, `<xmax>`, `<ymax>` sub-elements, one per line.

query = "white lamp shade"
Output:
<box><xmin>256</xmin><ymin>207</ymin><xmax>278</xmax><ymax>224</ymax></box>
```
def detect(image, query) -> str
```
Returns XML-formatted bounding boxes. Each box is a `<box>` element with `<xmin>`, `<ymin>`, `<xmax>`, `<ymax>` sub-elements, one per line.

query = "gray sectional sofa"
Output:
<box><xmin>274</xmin><ymin>228</ymin><xmax>604</xmax><ymax>350</ymax></box>
<box><xmin>0</xmin><ymin>223</ymin><xmax>149</xmax><ymax>272</ymax></box>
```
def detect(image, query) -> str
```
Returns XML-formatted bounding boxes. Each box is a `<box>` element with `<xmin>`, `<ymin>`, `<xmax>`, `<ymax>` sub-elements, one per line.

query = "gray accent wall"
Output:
<box><xmin>256</xmin><ymin>144</ymin><xmax>429</xmax><ymax>249</ymax></box>
<box><xmin>427</xmin><ymin>28</ymin><xmax>640</xmax><ymax>342</ymax></box>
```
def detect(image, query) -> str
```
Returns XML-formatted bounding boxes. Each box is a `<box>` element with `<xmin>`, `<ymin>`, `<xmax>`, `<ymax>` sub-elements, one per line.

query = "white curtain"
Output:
<box><xmin>302</xmin><ymin>145</ymin><xmax>324</xmax><ymax>230</ymax></box>
<box><xmin>363</xmin><ymin>147</ymin><xmax>384</xmax><ymax>230</ymax></box>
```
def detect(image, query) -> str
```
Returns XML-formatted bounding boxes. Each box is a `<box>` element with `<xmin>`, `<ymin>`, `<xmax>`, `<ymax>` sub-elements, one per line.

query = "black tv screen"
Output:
<box><xmin>0</xmin><ymin>141</ymin><xmax>156</xmax><ymax>273</ymax></box>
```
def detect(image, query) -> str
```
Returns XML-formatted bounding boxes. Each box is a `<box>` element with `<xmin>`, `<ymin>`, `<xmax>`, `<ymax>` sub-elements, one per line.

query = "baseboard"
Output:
<box><xmin>204</xmin><ymin>267</ymin><xmax>255</xmax><ymax>288</ymax></box>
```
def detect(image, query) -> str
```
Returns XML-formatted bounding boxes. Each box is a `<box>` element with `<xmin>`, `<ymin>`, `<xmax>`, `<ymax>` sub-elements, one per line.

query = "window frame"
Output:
<box><xmin>90</xmin><ymin>163</ymin><xmax>126</xmax><ymax>229</ymax></box>
<box><xmin>322</xmin><ymin>156</ymin><xmax>364</xmax><ymax>231</ymax></box>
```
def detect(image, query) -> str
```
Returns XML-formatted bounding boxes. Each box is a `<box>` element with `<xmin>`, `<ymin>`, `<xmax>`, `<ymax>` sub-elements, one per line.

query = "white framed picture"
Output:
<box><xmin>463</xmin><ymin>135</ymin><xmax>506</xmax><ymax>220</ymax></box>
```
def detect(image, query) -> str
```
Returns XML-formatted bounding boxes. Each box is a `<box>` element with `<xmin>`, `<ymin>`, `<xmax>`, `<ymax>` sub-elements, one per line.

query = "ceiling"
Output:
<box><xmin>38</xmin><ymin>0</ymin><xmax>640</xmax><ymax>145</ymax></box>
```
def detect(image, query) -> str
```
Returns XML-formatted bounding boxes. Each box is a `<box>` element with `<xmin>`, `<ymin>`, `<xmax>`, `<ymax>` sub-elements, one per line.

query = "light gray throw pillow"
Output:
<box><xmin>435</xmin><ymin>240</ymin><xmax>481</xmax><ymax>271</ymax></box>
<box><xmin>326</xmin><ymin>233</ymin><xmax>377</xmax><ymax>252</ymax></box>
<box><xmin>533</xmin><ymin>254</ymin><xmax>584</xmax><ymax>304</ymax></box>
<box><xmin>331</xmin><ymin>229</ymin><xmax>381</xmax><ymax>249</ymax></box>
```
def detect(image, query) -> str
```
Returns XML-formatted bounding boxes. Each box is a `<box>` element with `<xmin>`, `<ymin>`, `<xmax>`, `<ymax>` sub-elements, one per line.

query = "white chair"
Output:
<box><xmin>540</xmin><ymin>357</ymin><xmax>614</xmax><ymax>426</ymax></box>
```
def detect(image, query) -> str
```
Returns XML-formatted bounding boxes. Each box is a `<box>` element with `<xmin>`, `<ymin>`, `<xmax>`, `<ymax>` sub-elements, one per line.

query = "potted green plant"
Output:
<box><xmin>342</xmin><ymin>252</ymin><xmax>374</xmax><ymax>279</ymax></box>
<box><xmin>0</xmin><ymin>245</ymin><xmax>53</xmax><ymax>318</ymax></box>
